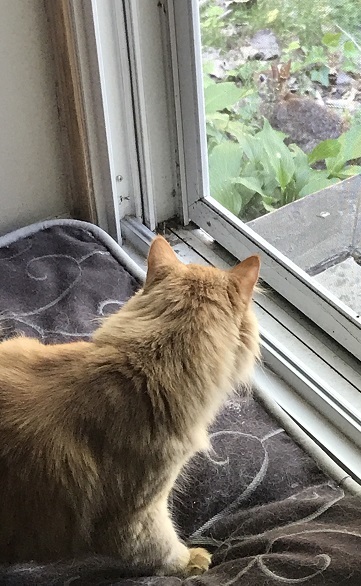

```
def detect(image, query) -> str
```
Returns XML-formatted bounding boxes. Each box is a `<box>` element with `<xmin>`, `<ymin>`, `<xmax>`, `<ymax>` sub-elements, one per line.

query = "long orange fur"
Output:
<box><xmin>0</xmin><ymin>236</ymin><xmax>260</xmax><ymax>576</ymax></box>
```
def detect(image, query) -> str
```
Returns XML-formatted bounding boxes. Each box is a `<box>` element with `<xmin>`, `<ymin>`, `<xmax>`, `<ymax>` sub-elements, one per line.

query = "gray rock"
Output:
<box><xmin>336</xmin><ymin>71</ymin><xmax>353</xmax><ymax>86</ymax></box>
<box><xmin>249</xmin><ymin>29</ymin><xmax>280</xmax><ymax>60</ymax></box>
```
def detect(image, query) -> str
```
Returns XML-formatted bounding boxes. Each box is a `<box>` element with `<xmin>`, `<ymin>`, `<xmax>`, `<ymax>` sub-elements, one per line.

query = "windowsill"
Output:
<box><xmin>121</xmin><ymin>216</ymin><xmax>361</xmax><ymax>493</ymax></box>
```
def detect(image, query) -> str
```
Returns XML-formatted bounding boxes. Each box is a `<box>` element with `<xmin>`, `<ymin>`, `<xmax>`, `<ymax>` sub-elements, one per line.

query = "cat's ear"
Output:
<box><xmin>146</xmin><ymin>236</ymin><xmax>180</xmax><ymax>284</ymax></box>
<box><xmin>230</xmin><ymin>255</ymin><xmax>260</xmax><ymax>302</ymax></box>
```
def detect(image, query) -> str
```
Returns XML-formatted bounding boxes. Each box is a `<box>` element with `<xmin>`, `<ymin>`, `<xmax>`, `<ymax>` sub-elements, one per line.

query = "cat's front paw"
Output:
<box><xmin>184</xmin><ymin>547</ymin><xmax>212</xmax><ymax>576</ymax></box>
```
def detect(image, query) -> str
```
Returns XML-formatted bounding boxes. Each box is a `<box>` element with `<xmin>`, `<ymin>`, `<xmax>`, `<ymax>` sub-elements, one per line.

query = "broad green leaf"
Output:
<box><xmin>344</xmin><ymin>40</ymin><xmax>358</xmax><ymax>57</ymax></box>
<box><xmin>231</xmin><ymin>171</ymin><xmax>258</xmax><ymax>213</ymax></box>
<box><xmin>262</xmin><ymin>195</ymin><xmax>278</xmax><ymax>206</ymax></box>
<box><xmin>203</xmin><ymin>75</ymin><xmax>214</xmax><ymax>89</ymax></box>
<box><xmin>233</xmin><ymin>176</ymin><xmax>267</xmax><ymax>198</ymax></box>
<box><xmin>290</xmin><ymin>143</ymin><xmax>309</xmax><ymax>170</ymax></box>
<box><xmin>242</xmin><ymin>160</ymin><xmax>258</xmax><ymax>176</ymax></box>
<box><xmin>226</xmin><ymin>120</ymin><xmax>251</xmax><ymax>146</ymax></box>
<box><xmin>299</xmin><ymin>176</ymin><xmax>339</xmax><ymax>197</ymax></box>
<box><xmin>204</xmin><ymin>82</ymin><xmax>246</xmax><ymax>115</ymax></box>
<box><xmin>206</xmin><ymin>125</ymin><xmax>226</xmax><ymax>148</ymax></box>
<box><xmin>308</xmin><ymin>139</ymin><xmax>341</xmax><ymax>165</ymax></box>
<box><xmin>243</xmin><ymin>135</ymin><xmax>265</xmax><ymax>166</ymax></box>
<box><xmin>203</xmin><ymin>61</ymin><xmax>215</xmax><ymax>76</ymax></box>
<box><xmin>208</xmin><ymin>142</ymin><xmax>244</xmax><ymax>216</ymax></box>
<box><xmin>326</xmin><ymin>125</ymin><xmax>361</xmax><ymax>174</ymax></box>
<box><xmin>262</xmin><ymin>176</ymin><xmax>280</xmax><ymax>197</ymax></box>
<box><xmin>338</xmin><ymin>125</ymin><xmax>361</xmax><ymax>163</ymax></box>
<box><xmin>208</xmin><ymin>142</ymin><xmax>244</xmax><ymax>193</ymax></box>
<box><xmin>262</xmin><ymin>201</ymin><xmax>277</xmax><ymax>212</ymax></box>
<box><xmin>310</xmin><ymin>66</ymin><xmax>330</xmax><ymax>87</ymax></box>
<box><xmin>206</xmin><ymin>112</ymin><xmax>230</xmax><ymax>132</ymax></box>
<box><xmin>286</xmin><ymin>40</ymin><xmax>301</xmax><ymax>52</ymax></box>
<box><xmin>257</xmin><ymin>120</ymin><xmax>295</xmax><ymax>191</ymax></box>
<box><xmin>283</xmin><ymin>180</ymin><xmax>300</xmax><ymax>205</ymax></box>
<box><xmin>322</xmin><ymin>32</ymin><xmax>342</xmax><ymax>48</ymax></box>
<box><xmin>336</xmin><ymin>165</ymin><xmax>361</xmax><ymax>179</ymax></box>
<box><xmin>217</xmin><ymin>190</ymin><xmax>243</xmax><ymax>217</ymax></box>
<box><xmin>294</xmin><ymin>166</ymin><xmax>316</xmax><ymax>192</ymax></box>
<box><xmin>325</xmin><ymin>155</ymin><xmax>341</xmax><ymax>175</ymax></box>
<box><xmin>239</xmin><ymin>188</ymin><xmax>257</xmax><ymax>212</ymax></box>
<box><xmin>294</xmin><ymin>167</ymin><xmax>319</xmax><ymax>192</ymax></box>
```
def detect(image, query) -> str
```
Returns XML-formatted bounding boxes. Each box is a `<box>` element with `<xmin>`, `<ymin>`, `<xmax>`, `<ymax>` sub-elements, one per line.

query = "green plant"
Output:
<box><xmin>199</xmin><ymin>2</ymin><xmax>228</xmax><ymax>50</ymax></box>
<box><xmin>200</xmin><ymin>0</ymin><xmax>361</xmax><ymax>220</ymax></box>
<box><xmin>203</xmin><ymin>75</ymin><xmax>255</xmax><ymax>150</ymax></box>
<box><xmin>308</xmin><ymin>126</ymin><xmax>361</xmax><ymax>179</ymax></box>
<box><xmin>223</xmin><ymin>0</ymin><xmax>361</xmax><ymax>51</ymax></box>
<box><xmin>208</xmin><ymin>120</ymin><xmax>344</xmax><ymax>220</ymax></box>
<box><xmin>200</xmin><ymin>0</ymin><xmax>361</xmax><ymax>97</ymax></box>
<box><xmin>204</xmin><ymin>76</ymin><xmax>361</xmax><ymax>221</ymax></box>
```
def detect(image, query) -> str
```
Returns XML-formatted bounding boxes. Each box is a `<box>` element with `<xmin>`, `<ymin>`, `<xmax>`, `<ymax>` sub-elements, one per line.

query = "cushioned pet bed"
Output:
<box><xmin>0</xmin><ymin>220</ymin><xmax>361</xmax><ymax>586</ymax></box>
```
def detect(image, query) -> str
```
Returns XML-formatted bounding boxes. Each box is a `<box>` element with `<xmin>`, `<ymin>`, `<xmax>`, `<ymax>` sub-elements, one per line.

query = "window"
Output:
<box><xmin>68</xmin><ymin>0</ymin><xmax>361</xmax><ymax>479</ymax></box>
<box><xmin>169</xmin><ymin>0</ymin><xmax>361</xmax><ymax>361</ymax></box>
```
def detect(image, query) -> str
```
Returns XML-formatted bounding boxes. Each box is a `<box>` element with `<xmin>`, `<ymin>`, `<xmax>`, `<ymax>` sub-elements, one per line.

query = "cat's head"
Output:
<box><xmin>95</xmin><ymin>236</ymin><xmax>260</xmax><ymax>388</ymax></box>
<box><xmin>145</xmin><ymin>236</ymin><xmax>260</xmax><ymax>306</ymax></box>
<box><xmin>144</xmin><ymin>236</ymin><xmax>261</xmax><ymax>385</ymax></box>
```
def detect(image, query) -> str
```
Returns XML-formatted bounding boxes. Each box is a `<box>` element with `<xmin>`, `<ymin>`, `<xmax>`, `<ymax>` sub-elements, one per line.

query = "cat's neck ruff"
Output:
<box><xmin>93</xmin><ymin>280</ymin><xmax>259</xmax><ymax>429</ymax></box>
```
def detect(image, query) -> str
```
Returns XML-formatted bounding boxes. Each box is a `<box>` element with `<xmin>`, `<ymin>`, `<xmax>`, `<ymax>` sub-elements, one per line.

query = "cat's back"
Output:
<box><xmin>0</xmin><ymin>336</ymin><xmax>44</xmax><ymax>399</ymax></box>
<box><xmin>0</xmin><ymin>337</ymin><xmax>99</xmax><ymax>563</ymax></box>
<box><xmin>0</xmin><ymin>336</ymin><xmax>89</xmax><ymax>393</ymax></box>
<box><xmin>0</xmin><ymin>334</ymin><xmax>41</xmax><ymax>356</ymax></box>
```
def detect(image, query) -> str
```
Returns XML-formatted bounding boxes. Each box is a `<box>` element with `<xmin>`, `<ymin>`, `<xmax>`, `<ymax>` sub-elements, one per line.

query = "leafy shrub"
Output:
<box><xmin>200</xmin><ymin>0</ymin><xmax>361</xmax><ymax>95</ymax></box>
<box><xmin>199</xmin><ymin>0</ymin><xmax>361</xmax><ymax>221</ymax></box>
<box><xmin>200</xmin><ymin>0</ymin><xmax>361</xmax><ymax>55</ymax></box>
<box><xmin>204</xmin><ymin>78</ymin><xmax>361</xmax><ymax>221</ymax></box>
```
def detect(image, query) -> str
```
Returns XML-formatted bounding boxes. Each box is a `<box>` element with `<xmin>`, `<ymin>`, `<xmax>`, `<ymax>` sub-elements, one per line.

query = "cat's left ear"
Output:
<box><xmin>230</xmin><ymin>255</ymin><xmax>260</xmax><ymax>302</ymax></box>
<box><xmin>146</xmin><ymin>235</ymin><xmax>180</xmax><ymax>285</ymax></box>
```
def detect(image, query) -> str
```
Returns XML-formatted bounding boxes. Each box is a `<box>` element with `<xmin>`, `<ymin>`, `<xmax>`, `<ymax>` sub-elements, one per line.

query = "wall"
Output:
<box><xmin>0</xmin><ymin>0</ymin><xmax>71</xmax><ymax>235</ymax></box>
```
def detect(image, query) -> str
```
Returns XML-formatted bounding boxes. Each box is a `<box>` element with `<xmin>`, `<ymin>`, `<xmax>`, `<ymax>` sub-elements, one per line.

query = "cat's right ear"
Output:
<box><xmin>146</xmin><ymin>236</ymin><xmax>180</xmax><ymax>285</ymax></box>
<box><xmin>230</xmin><ymin>255</ymin><xmax>260</xmax><ymax>303</ymax></box>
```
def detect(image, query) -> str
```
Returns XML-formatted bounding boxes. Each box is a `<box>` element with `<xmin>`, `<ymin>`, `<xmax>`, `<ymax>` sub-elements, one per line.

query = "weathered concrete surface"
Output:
<box><xmin>314</xmin><ymin>257</ymin><xmax>361</xmax><ymax>316</ymax></box>
<box><xmin>248</xmin><ymin>175</ymin><xmax>361</xmax><ymax>273</ymax></box>
<box><xmin>247</xmin><ymin>175</ymin><xmax>361</xmax><ymax>314</ymax></box>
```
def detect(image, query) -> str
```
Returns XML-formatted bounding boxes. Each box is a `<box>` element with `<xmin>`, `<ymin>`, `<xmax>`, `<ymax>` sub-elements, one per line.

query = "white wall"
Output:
<box><xmin>0</xmin><ymin>0</ymin><xmax>71</xmax><ymax>235</ymax></box>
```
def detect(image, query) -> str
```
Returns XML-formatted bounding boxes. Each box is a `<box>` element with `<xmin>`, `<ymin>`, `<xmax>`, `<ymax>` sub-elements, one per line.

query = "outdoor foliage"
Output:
<box><xmin>200</xmin><ymin>0</ymin><xmax>361</xmax><ymax>221</ymax></box>
<box><xmin>205</xmin><ymin>74</ymin><xmax>361</xmax><ymax>220</ymax></box>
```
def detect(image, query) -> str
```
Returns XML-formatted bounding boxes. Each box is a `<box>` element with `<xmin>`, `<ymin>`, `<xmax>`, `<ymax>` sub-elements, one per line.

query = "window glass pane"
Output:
<box><xmin>198</xmin><ymin>0</ymin><xmax>361</xmax><ymax>317</ymax></box>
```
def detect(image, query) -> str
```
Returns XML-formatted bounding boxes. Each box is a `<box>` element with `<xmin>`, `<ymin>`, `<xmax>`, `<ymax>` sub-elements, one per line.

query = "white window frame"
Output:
<box><xmin>66</xmin><ymin>0</ymin><xmax>181</xmax><ymax>240</ymax></box>
<box><xmin>78</xmin><ymin>0</ymin><xmax>361</xmax><ymax>363</ymax></box>
<box><xmin>168</xmin><ymin>0</ymin><xmax>361</xmax><ymax>361</ymax></box>
<box><xmin>68</xmin><ymin>0</ymin><xmax>141</xmax><ymax>241</ymax></box>
<box><xmin>68</xmin><ymin>0</ymin><xmax>361</xmax><ymax>482</ymax></box>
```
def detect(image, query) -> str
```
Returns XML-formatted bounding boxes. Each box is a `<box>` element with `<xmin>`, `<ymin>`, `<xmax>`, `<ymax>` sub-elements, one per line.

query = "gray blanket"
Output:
<box><xmin>0</xmin><ymin>220</ymin><xmax>360</xmax><ymax>585</ymax></box>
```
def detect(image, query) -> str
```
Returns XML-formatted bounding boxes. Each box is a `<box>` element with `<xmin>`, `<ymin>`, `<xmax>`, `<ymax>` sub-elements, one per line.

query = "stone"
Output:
<box><xmin>249</xmin><ymin>29</ymin><xmax>280</xmax><ymax>60</ymax></box>
<box><xmin>314</xmin><ymin>257</ymin><xmax>361</xmax><ymax>316</ymax></box>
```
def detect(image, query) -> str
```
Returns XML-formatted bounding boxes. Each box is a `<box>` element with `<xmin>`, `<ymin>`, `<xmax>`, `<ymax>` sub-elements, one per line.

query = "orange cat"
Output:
<box><xmin>0</xmin><ymin>236</ymin><xmax>260</xmax><ymax>577</ymax></box>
